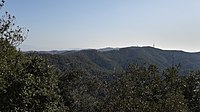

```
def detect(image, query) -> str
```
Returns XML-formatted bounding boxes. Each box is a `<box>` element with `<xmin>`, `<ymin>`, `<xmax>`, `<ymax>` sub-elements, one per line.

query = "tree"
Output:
<box><xmin>0</xmin><ymin>9</ymin><xmax>28</xmax><ymax>47</ymax></box>
<box><xmin>0</xmin><ymin>35</ymin><xmax>67</xmax><ymax>111</ymax></box>
<box><xmin>103</xmin><ymin>64</ymin><xmax>190</xmax><ymax>112</ymax></box>
<box><xmin>104</xmin><ymin>64</ymin><xmax>162</xmax><ymax>112</ymax></box>
<box><xmin>0</xmin><ymin>1</ymin><xmax>67</xmax><ymax>111</ymax></box>
<box><xmin>160</xmin><ymin>66</ymin><xmax>189</xmax><ymax>112</ymax></box>
<box><xmin>184</xmin><ymin>71</ymin><xmax>200</xmax><ymax>111</ymax></box>
<box><xmin>59</xmin><ymin>68</ymin><xmax>103</xmax><ymax>112</ymax></box>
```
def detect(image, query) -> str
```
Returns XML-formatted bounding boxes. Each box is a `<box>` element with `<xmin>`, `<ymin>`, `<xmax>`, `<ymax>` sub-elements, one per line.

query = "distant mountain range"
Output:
<box><xmin>34</xmin><ymin>46</ymin><xmax>200</xmax><ymax>76</ymax></box>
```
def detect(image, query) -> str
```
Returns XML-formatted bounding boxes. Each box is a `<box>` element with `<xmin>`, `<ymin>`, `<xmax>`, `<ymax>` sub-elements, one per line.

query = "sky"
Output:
<box><xmin>2</xmin><ymin>0</ymin><xmax>200</xmax><ymax>52</ymax></box>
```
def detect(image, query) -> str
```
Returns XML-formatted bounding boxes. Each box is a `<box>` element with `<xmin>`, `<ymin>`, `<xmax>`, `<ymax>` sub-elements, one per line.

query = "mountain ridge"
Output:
<box><xmin>33</xmin><ymin>46</ymin><xmax>200</xmax><ymax>76</ymax></box>
<box><xmin>28</xmin><ymin>46</ymin><xmax>200</xmax><ymax>54</ymax></box>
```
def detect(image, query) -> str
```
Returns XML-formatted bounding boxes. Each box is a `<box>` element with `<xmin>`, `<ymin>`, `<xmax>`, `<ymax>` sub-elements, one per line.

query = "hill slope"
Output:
<box><xmin>38</xmin><ymin>46</ymin><xmax>200</xmax><ymax>75</ymax></box>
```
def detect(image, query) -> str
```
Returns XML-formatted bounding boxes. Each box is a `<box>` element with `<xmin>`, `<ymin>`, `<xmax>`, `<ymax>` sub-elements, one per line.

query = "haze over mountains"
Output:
<box><xmin>34</xmin><ymin>46</ymin><xmax>200</xmax><ymax>76</ymax></box>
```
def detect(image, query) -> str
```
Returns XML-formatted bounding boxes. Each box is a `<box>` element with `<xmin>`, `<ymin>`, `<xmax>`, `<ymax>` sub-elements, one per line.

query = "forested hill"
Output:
<box><xmin>36</xmin><ymin>46</ymin><xmax>200</xmax><ymax>75</ymax></box>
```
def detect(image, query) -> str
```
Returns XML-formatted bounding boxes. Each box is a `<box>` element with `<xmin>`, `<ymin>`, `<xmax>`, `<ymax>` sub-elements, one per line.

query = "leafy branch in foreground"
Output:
<box><xmin>0</xmin><ymin>0</ymin><xmax>28</xmax><ymax>47</ymax></box>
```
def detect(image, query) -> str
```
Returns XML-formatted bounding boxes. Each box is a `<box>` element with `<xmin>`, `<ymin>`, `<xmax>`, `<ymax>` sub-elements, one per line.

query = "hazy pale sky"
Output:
<box><xmin>3</xmin><ymin>0</ymin><xmax>200</xmax><ymax>51</ymax></box>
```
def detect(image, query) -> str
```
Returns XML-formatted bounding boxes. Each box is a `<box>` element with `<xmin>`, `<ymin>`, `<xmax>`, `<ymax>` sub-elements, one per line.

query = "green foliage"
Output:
<box><xmin>59</xmin><ymin>69</ymin><xmax>103</xmax><ymax>112</ymax></box>
<box><xmin>1</xmin><ymin>39</ymin><xmax>200</xmax><ymax>111</ymax></box>
<box><xmin>40</xmin><ymin>46</ymin><xmax>200</xmax><ymax>79</ymax></box>
<box><xmin>55</xmin><ymin>62</ymin><xmax>200</xmax><ymax>112</ymax></box>
<box><xmin>0</xmin><ymin>1</ymin><xmax>28</xmax><ymax>47</ymax></box>
<box><xmin>100</xmin><ymin>65</ymin><xmax>190</xmax><ymax>112</ymax></box>
<box><xmin>39</xmin><ymin>49</ymin><xmax>200</xmax><ymax>112</ymax></box>
<box><xmin>104</xmin><ymin>65</ymin><xmax>160</xmax><ymax>111</ymax></box>
<box><xmin>184</xmin><ymin>71</ymin><xmax>200</xmax><ymax>111</ymax></box>
<box><xmin>160</xmin><ymin>66</ymin><xmax>189</xmax><ymax>112</ymax></box>
<box><xmin>0</xmin><ymin>1</ymin><xmax>67</xmax><ymax>111</ymax></box>
<box><xmin>0</xmin><ymin>41</ymin><xmax>67</xmax><ymax>111</ymax></box>
<box><xmin>1</xmin><ymin>0</ymin><xmax>200</xmax><ymax>111</ymax></box>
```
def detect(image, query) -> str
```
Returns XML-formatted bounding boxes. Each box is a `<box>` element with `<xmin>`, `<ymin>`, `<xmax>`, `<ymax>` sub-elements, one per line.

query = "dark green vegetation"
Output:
<box><xmin>0</xmin><ymin>1</ymin><xmax>66</xmax><ymax>111</ymax></box>
<box><xmin>0</xmin><ymin>41</ymin><xmax>67</xmax><ymax>111</ymax></box>
<box><xmin>37</xmin><ymin>47</ymin><xmax>200</xmax><ymax>111</ymax></box>
<box><xmin>39</xmin><ymin>46</ymin><xmax>200</xmax><ymax>77</ymax></box>
<box><xmin>1</xmin><ymin>1</ymin><xmax>200</xmax><ymax>112</ymax></box>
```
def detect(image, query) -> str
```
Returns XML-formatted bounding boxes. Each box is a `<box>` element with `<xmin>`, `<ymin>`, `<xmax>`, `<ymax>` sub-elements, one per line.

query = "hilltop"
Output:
<box><xmin>34</xmin><ymin>46</ymin><xmax>200</xmax><ymax>76</ymax></box>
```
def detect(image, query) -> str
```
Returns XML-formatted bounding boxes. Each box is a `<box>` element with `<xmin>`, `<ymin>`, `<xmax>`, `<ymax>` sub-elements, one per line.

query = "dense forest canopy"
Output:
<box><xmin>0</xmin><ymin>1</ymin><xmax>200</xmax><ymax>112</ymax></box>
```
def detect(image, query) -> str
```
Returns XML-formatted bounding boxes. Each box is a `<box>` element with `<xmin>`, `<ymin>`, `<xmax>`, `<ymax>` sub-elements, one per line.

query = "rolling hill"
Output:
<box><xmin>36</xmin><ymin>46</ymin><xmax>200</xmax><ymax>76</ymax></box>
